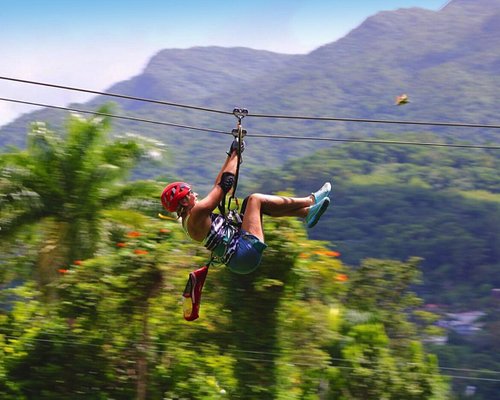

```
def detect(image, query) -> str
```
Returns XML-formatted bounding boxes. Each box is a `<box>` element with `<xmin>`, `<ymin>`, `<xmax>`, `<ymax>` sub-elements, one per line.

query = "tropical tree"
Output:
<box><xmin>0</xmin><ymin>107</ymin><xmax>160</xmax><ymax>294</ymax></box>
<box><xmin>0</xmin><ymin>213</ymin><xmax>451</xmax><ymax>399</ymax></box>
<box><xmin>345</xmin><ymin>257</ymin><xmax>424</xmax><ymax>342</ymax></box>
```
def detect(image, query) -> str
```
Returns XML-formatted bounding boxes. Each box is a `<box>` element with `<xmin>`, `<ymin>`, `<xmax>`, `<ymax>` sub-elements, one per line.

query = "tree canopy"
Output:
<box><xmin>0</xmin><ymin>114</ymin><xmax>451</xmax><ymax>399</ymax></box>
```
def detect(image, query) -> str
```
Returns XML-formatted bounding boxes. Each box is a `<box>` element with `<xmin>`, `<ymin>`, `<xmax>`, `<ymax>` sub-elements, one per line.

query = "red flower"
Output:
<box><xmin>116</xmin><ymin>242</ymin><xmax>127</xmax><ymax>248</ymax></box>
<box><xmin>159</xmin><ymin>228</ymin><xmax>171</xmax><ymax>234</ymax></box>
<box><xmin>127</xmin><ymin>231</ymin><xmax>141</xmax><ymax>238</ymax></box>
<box><xmin>335</xmin><ymin>274</ymin><xmax>349</xmax><ymax>282</ymax></box>
<box><xmin>73</xmin><ymin>260</ymin><xmax>83</xmax><ymax>266</ymax></box>
<box><xmin>58</xmin><ymin>269</ymin><xmax>69</xmax><ymax>275</ymax></box>
<box><xmin>314</xmin><ymin>250</ymin><xmax>341</xmax><ymax>257</ymax></box>
<box><xmin>134</xmin><ymin>249</ymin><xmax>149</xmax><ymax>255</ymax></box>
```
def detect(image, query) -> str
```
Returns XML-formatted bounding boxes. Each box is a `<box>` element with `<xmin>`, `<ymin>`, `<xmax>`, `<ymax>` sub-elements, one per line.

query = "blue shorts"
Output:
<box><xmin>227</xmin><ymin>231</ymin><xmax>267</xmax><ymax>274</ymax></box>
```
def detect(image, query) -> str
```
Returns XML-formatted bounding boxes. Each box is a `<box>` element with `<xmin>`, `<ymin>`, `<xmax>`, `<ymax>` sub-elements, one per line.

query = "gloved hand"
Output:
<box><xmin>227</xmin><ymin>138</ymin><xmax>245</xmax><ymax>155</ymax></box>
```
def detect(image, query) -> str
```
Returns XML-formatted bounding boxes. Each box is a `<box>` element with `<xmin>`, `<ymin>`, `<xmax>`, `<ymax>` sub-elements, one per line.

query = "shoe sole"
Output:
<box><xmin>307</xmin><ymin>198</ymin><xmax>330</xmax><ymax>228</ymax></box>
<box><xmin>183</xmin><ymin>266</ymin><xmax>208</xmax><ymax>321</ymax></box>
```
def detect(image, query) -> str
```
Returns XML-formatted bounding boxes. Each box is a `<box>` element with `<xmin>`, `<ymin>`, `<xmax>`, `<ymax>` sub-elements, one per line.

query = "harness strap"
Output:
<box><xmin>227</xmin><ymin>109</ymin><xmax>246</xmax><ymax>214</ymax></box>
<box><xmin>218</xmin><ymin>108</ymin><xmax>247</xmax><ymax>227</ymax></box>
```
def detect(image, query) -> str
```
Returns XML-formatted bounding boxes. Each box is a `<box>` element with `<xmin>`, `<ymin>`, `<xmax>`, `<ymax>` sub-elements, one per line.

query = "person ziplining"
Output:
<box><xmin>160</xmin><ymin>109</ymin><xmax>331</xmax><ymax>320</ymax></box>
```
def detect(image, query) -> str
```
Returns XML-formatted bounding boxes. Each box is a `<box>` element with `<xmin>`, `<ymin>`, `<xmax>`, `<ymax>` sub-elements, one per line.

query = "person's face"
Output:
<box><xmin>188</xmin><ymin>190</ymin><xmax>198</xmax><ymax>205</ymax></box>
<box><xmin>181</xmin><ymin>190</ymin><xmax>198</xmax><ymax>208</ymax></box>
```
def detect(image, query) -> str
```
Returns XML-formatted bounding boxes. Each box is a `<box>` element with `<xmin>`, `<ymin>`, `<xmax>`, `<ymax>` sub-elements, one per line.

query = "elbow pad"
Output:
<box><xmin>218</xmin><ymin>172</ymin><xmax>235</xmax><ymax>194</ymax></box>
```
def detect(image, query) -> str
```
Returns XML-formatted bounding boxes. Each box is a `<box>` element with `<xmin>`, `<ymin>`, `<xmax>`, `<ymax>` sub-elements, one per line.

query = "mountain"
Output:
<box><xmin>1</xmin><ymin>0</ymin><xmax>499</xmax><ymax>191</ymax></box>
<box><xmin>238</xmin><ymin>0</ymin><xmax>500</xmax><ymax>127</ymax></box>
<box><xmin>105</xmin><ymin>47</ymin><xmax>299</xmax><ymax>106</ymax></box>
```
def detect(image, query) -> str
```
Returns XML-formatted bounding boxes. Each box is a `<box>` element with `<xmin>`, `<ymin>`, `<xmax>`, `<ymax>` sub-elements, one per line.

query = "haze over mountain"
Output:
<box><xmin>1</xmin><ymin>0</ymin><xmax>499</xmax><ymax>189</ymax></box>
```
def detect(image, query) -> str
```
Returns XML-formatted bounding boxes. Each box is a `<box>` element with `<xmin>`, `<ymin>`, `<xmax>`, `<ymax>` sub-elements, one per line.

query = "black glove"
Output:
<box><xmin>227</xmin><ymin>138</ymin><xmax>245</xmax><ymax>155</ymax></box>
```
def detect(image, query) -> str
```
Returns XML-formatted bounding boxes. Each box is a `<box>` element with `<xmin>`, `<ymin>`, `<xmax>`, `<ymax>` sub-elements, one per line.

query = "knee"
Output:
<box><xmin>247</xmin><ymin>193</ymin><xmax>265</xmax><ymax>204</ymax></box>
<box><xmin>241</xmin><ymin>193</ymin><xmax>264</xmax><ymax>214</ymax></box>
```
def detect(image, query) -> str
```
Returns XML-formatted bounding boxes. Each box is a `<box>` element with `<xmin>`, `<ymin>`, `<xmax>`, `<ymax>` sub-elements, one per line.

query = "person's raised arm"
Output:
<box><xmin>193</xmin><ymin>147</ymin><xmax>239</xmax><ymax>217</ymax></box>
<box><xmin>185</xmin><ymin>145</ymin><xmax>241</xmax><ymax>240</ymax></box>
<box><xmin>213</xmin><ymin>140</ymin><xmax>241</xmax><ymax>187</ymax></box>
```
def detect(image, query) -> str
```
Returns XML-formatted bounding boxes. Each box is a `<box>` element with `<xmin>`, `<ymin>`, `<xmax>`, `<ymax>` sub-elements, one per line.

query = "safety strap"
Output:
<box><xmin>228</xmin><ymin>108</ymin><xmax>247</xmax><ymax>212</ymax></box>
<box><xmin>219</xmin><ymin>108</ymin><xmax>247</xmax><ymax>227</ymax></box>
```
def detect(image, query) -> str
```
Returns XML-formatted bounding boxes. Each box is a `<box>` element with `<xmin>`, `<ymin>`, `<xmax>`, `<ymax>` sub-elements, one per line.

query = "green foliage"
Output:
<box><xmin>346</xmin><ymin>257</ymin><xmax>423</xmax><ymax>340</ymax></box>
<box><xmin>321</xmin><ymin>258</ymin><xmax>449</xmax><ymax>400</ymax></box>
<box><xmin>251</xmin><ymin>135</ymin><xmax>499</xmax><ymax>398</ymax></box>
<box><xmin>0</xmin><ymin>213</ymin><xmax>449</xmax><ymax>399</ymax></box>
<box><xmin>0</xmin><ymin>116</ymin><xmax>454</xmax><ymax>398</ymax></box>
<box><xmin>255</xmin><ymin>133</ymin><xmax>500</xmax><ymax>308</ymax></box>
<box><xmin>0</xmin><ymin>109</ymin><xmax>165</xmax><ymax>294</ymax></box>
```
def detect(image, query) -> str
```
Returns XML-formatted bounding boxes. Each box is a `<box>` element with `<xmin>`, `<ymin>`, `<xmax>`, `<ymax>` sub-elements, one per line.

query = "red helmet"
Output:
<box><xmin>161</xmin><ymin>182</ymin><xmax>191</xmax><ymax>212</ymax></box>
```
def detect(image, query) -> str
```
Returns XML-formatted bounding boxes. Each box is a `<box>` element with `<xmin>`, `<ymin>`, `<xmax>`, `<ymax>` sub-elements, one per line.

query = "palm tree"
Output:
<box><xmin>0</xmin><ymin>106</ymin><xmax>158</xmax><ymax>292</ymax></box>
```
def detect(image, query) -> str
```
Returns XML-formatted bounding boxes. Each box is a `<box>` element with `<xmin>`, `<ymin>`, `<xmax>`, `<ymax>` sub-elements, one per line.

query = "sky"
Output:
<box><xmin>0</xmin><ymin>0</ymin><xmax>448</xmax><ymax>128</ymax></box>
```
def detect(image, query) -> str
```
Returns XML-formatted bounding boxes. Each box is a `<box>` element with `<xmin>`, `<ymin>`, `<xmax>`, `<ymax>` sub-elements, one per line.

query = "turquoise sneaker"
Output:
<box><xmin>312</xmin><ymin>182</ymin><xmax>331</xmax><ymax>204</ymax></box>
<box><xmin>306</xmin><ymin>197</ymin><xmax>330</xmax><ymax>228</ymax></box>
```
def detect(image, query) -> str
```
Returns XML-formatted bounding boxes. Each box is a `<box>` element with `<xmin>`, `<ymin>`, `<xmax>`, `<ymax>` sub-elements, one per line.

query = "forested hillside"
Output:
<box><xmin>252</xmin><ymin>132</ymin><xmax>500</xmax><ymax>307</ymax></box>
<box><xmin>249</xmin><ymin>133</ymin><xmax>500</xmax><ymax>398</ymax></box>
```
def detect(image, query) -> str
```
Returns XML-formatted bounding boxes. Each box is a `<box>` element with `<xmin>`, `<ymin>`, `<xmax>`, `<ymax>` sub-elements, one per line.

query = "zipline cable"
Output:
<box><xmin>248</xmin><ymin>111</ymin><xmax>500</xmax><ymax>130</ymax></box>
<box><xmin>4</xmin><ymin>333</ymin><xmax>500</xmax><ymax>382</ymax></box>
<box><xmin>1</xmin><ymin>97</ymin><xmax>500</xmax><ymax>150</ymax></box>
<box><xmin>2</xmin><ymin>75</ymin><xmax>500</xmax><ymax>130</ymax></box>
<box><xmin>0</xmin><ymin>97</ymin><xmax>228</xmax><ymax>135</ymax></box>
<box><xmin>4</xmin><ymin>327</ymin><xmax>500</xmax><ymax>378</ymax></box>
<box><xmin>236</xmin><ymin>356</ymin><xmax>500</xmax><ymax>382</ymax></box>
<box><xmin>0</xmin><ymin>75</ymin><xmax>232</xmax><ymax>116</ymax></box>
<box><xmin>249</xmin><ymin>132</ymin><xmax>500</xmax><ymax>149</ymax></box>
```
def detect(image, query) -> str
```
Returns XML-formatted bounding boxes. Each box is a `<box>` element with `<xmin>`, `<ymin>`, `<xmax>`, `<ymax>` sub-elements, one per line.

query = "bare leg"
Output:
<box><xmin>241</xmin><ymin>193</ymin><xmax>314</xmax><ymax>241</ymax></box>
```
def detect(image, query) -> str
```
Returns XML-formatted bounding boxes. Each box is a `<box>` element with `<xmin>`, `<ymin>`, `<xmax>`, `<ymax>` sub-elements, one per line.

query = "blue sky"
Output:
<box><xmin>0</xmin><ymin>0</ymin><xmax>447</xmax><ymax>127</ymax></box>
